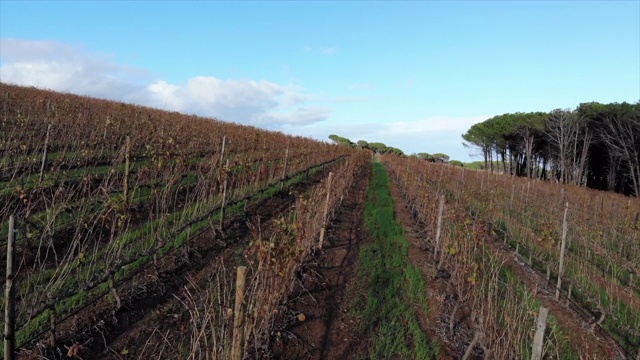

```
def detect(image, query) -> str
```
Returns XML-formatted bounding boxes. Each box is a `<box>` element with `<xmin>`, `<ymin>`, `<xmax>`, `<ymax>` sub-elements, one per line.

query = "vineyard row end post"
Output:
<box><xmin>531</xmin><ymin>306</ymin><xmax>549</xmax><ymax>360</ymax></box>
<box><xmin>556</xmin><ymin>202</ymin><xmax>569</xmax><ymax>301</ymax></box>
<box><xmin>231</xmin><ymin>266</ymin><xmax>247</xmax><ymax>360</ymax></box>
<box><xmin>5</xmin><ymin>215</ymin><xmax>16</xmax><ymax>360</ymax></box>
<box><xmin>319</xmin><ymin>172</ymin><xmax>334</xmax><ymax>249</ymax></box>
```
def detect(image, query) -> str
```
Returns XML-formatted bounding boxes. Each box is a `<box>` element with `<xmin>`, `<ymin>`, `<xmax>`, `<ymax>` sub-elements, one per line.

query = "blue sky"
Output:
<box><xmin>1</xmin><ymin>1</ymin><xmax>638</xmax><ymax>161</ymax></box>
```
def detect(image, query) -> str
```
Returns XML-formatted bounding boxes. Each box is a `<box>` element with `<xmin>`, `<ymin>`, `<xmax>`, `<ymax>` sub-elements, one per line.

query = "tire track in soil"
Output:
<box><xmin>16</xmin><ymin>167</ymin><xmax>337</xmax><ymax>360</ymax></box>
<box><xmin>387</xmin><ymin>174</ymin><xmax>622</xmax><ymax>360</ymax></box>
<box><xmin>268</xmin><ymin>163</ymin><xmax>371</xmax><ymax>360</ymax></box>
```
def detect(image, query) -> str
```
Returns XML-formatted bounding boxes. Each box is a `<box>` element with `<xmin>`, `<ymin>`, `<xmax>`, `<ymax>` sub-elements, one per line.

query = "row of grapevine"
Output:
<box><xmin>382</xmin><ymin>154</ymin><xmax>635</xmax><ymax>358</ymax></box>
<box><xmin>0</xmin><ymin>83</ymin><xmax>358</xmax><ymax>354</ymax></box>
<box><xmin>239</xmin><ymin>151</ymin><xmax>370</xmax><ymax>358</ymax></box>
<box><xmin>45</xmin><ymin>151</ymin><xmax>371</xmax><ymax>358</ymax></box>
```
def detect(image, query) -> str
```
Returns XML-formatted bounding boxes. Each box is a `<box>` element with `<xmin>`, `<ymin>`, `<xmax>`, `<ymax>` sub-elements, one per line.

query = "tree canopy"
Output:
<box><xmin>462</xmin><ymin>101</ymin><xmax>640</xmax><ymax>196</ymax></box>
<box><xmin>328</xmin><ymin>135</ymin><xmax>406</xmax><ymax>156</ymax></box>
<box><xmin>328</xmin><ymin>134</ymin><xmax>355</xmax><ymax>147</ymax></box>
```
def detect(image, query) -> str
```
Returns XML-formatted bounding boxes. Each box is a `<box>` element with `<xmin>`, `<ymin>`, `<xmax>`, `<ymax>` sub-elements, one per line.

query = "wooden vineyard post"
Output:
<box><xmin>220</xmin><ymin>179</ymin><xmax>228</xmax><ymax>231</ymax></box>
<box><xmin>556</xmin><ymin>202</ymin><xmax>569</xmax><ymax>301</ymax></box>
<box><xmin>231</xmin><ymin>266</ymin><xmax>247</xmax><ymax>360</ymax></box>
<box><xmin>433</xmin><ymin>195</ymin><xmax>445</xmax><ymax>262</ymax></box>
<box><xmin>48</xmin><ymin>305</ymin><xmax>56</xmax><ymax>347</ymax></box>
<box><xmin>123</xmin><ymin>136</ymin><xmax>131</xmax><ymax>205</ymax></box>
<box><xmin>39</xmin><ymin>124</ymin><xmax>52</xmax><ymax>184</ymax></box>
<box><xmin>109</xmin><ymin>274</ymin><xmax>121</xmax><ymax>310</ymax></box>
<box><xmin>531</xmin><ymin>306</ymin><xmax>549</xmax><ymax>360</ymax></box>
<box><xmin>489</xmin><ymin>188</ymin><xmax>494</xmax><ymax>213</ymax></box>
<box><xmin>319</xmin><ymin>172</ymin><xmax>334</xmax><ymax>249</ymax></box>
<box><xmin>219</xmin><ymin>135</ymin><xmax>226</xmax><ymax>166</ymax></box>
<box><xmin>546</xmin><ymin>265</ymin><xmax>551</xmax><ymax>286</ymax></box>
<box><xmin>280</xmin><ymin>145</ymin><xmax>289</xmax><ymax>190</ymax></box>
<box><xmin>5</xmin><ymin>215</ymin><xmax>16</xmax><ymax>360</ymax></box>
<box><xmin>509</xmin><ymin>183</ymin><xmax>515</xmax><ymax>211</ymax></box>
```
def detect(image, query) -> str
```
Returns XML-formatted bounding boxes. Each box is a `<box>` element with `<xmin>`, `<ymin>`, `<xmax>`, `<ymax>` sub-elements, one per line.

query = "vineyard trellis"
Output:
<box><xmin>383</xmin><ymin>154</ymin><xmax>639</xmax><ymax>359</ymax></box>
<box><xmin>2</xmin><ymin>154</ymin><xmax>351</xmax><ymax>352</ymax></box>
<box><xmin>0</xmin><ymin>83</ymin><xmax>366</xmax><ymax>356</ymax></box>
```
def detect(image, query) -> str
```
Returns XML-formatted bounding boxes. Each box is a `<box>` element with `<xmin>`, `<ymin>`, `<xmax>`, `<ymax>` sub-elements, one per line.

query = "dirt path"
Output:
<box><xmin>386</xmin><ymin>171</ymin><xmax>624</xmax><ymax>359</ymax></box>
<box><xmin>268</xmin><ymin>163</ymin><xmax>371</xmax><ymax>360</ymax></box>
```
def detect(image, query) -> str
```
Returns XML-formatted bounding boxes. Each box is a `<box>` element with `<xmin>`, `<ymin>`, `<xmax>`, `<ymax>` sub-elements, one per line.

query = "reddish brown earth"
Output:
<box><xmin>268</xmin><ymin>163</ymin><xmax>371</xmax><ymax>360</ymax></box>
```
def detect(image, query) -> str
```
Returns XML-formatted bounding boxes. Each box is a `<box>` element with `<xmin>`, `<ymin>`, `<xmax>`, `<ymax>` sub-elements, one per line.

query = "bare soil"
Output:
<box><xmin>268</xmin><ymin>163</ymin><xmax>371</xmax><ymax>360</ymax></box>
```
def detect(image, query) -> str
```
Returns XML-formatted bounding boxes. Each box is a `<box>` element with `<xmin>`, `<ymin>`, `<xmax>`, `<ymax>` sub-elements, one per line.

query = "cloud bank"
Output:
<box><xmin>0</xmin><ymin>39</ymin><xmax>329</xmax><ymax>129</ymax></box>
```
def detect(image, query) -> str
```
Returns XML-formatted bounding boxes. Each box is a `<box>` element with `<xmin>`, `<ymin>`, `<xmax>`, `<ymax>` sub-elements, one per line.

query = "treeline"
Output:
<box><xmin>328</xmin><ymin>134</ymin><xmax>463</xmax><ymax>166</ymax></box>
<box><xmin>462</xmin><ymin>101</ymin><xmax>640</xmax><ymax>196</ymax></box>
<box><xmin>411</xmin><ymin>152</ymin><xmax>465</xmax><ymax>166</ymax></box>
<box><xmin>328</xmin><ymin>134</ymin><xmax>405</xmax><ymax>156</ymax></box>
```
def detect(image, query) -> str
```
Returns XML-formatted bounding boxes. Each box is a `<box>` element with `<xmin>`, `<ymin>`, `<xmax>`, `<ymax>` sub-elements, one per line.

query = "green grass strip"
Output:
<box><xmin>354</xmin><ymin>160</ymin><xmax>437</xmax><ymax>360</ymax></box>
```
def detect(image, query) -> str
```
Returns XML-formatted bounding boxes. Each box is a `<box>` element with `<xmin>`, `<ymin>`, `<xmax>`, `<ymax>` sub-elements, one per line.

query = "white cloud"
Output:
<box><xmin>360</xmin><ymin>116</ymin><xmax>489</xmax><ymax>160</ymax></box>
<box><xmin>0</xmin><ymin>39</ymin><xmax>329</xmax><ymax>128</ymax></box>
<box><xmin>328</xmin><ymin>96</ymin><xmax>379</xmax><ymax>103</ymax></box>
<box><xmin>0</xmin><ymin>39</ymin><xmax>148</xmax><ymax>100</ymax></box>
<box><xmin>382</xmin><ymin>115</ymin><xmax>488</xmax><ymax>135</ymax></box>
<box><xmin>257</xmin><ymin>107</ymin><xmax>331</xmax><ymax>126</ymax></box>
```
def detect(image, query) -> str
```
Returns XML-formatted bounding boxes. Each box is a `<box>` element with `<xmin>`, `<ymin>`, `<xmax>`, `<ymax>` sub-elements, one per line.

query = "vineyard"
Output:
<box><xmin>383</xmin><ymin>154</ymin><xmax>640</xmax><ymax>359</ymax></box>
<box><xmin>0</xmin><ymin>84</ymin><xmax>369</xmax><ymax>358</ymax></box>
<box><xmin>1</xmin><ymin>83</ymin><xmax>639</xmax><ymax>359</ymax></box>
